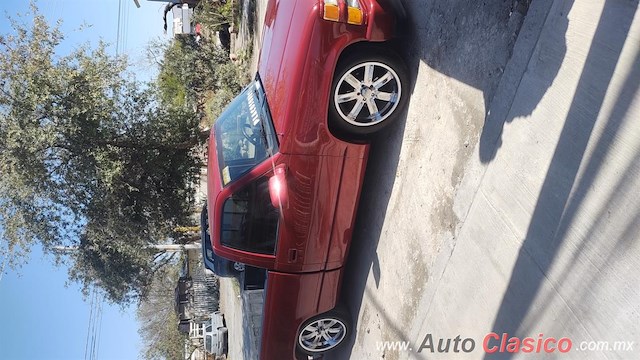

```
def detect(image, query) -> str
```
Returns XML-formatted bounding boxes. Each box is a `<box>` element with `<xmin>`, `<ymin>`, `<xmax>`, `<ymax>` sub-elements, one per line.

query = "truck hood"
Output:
<box><xmin>257</xmin><ymin>0</ymin><xmax>309</xmax><ymax>134</ymax></box>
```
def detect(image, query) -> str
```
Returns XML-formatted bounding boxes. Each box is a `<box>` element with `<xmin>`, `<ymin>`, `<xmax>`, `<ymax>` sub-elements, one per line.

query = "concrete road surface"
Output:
<box><xmin>331</xmin><ymin>0</ymin><xmax>640</xmax><ymax>359</ymax></box>
<box><xmin>219</xmin><ymin>278</ymin><xmax>243</xmax><ymax>360</ymax></box>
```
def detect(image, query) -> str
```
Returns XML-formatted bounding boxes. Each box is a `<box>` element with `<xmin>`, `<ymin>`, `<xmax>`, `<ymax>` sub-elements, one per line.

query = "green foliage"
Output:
<box><xmin>152</xmin><ymin>32</ymin><xmax>248</xmax><ymax>125</ymax></box>
<box><xmin>158</xmin><ymin>71</ymin><xmax>188</xmax><ymax>108</ymax></box>
<box><xmin>206</xmin><ymin>87</ymin><xmax>237</xmax><ymax>121</ymax></box>
<box><xmin>0</xmin><ymin>3</ymin><xmax>205</xmax><ymax>304</ymax></box>
<box><xmin>137</xmin><ymin>263</ymin><xmax>188</xmax><ymax>360</ymax></box>
<box><xmin>216</xmin><ymin>60</ymin><xmax>246</xmax><ymax>94</ymax></box>
<box><xmin>69</xmin><ymin>227</ymin><xmax>157</xmax><ymax>304</ymax></box>
<box><xmin>194</xmin><ymin>0</ymin><xmax>235</xmax><ymax>31</ymax></box>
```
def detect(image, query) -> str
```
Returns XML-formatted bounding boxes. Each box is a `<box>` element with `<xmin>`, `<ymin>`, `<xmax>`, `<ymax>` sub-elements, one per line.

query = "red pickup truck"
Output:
<box><xmin>206</xmin><ymin>0</ymin><xmax>407</xmax><ymax>358</ymax></box>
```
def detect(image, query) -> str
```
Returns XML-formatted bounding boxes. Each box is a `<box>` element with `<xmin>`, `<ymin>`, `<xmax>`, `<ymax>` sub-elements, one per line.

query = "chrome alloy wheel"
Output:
<box><xmin>333</xmin><ymin>61</ymin><xmax>402</xmax><ymax>127</ymax></box>
<box><xmin>298</xmin><ymin>318</ymin><xmax>347</xmax><ymax>353</ymax></box>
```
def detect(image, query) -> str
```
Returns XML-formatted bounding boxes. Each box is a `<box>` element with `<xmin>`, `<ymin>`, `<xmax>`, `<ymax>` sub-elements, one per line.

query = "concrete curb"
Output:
<box><xmin>480</xmin><ymin>0</ymin><xmax>556</xmax><ymax>162</ymax></box>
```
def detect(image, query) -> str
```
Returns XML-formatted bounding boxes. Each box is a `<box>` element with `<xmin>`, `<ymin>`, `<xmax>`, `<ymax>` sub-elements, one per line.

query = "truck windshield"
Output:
<box><xmin>214</xmin><ymin>80</ymin><xmax>277</xmax><ymax>186</ymax></box>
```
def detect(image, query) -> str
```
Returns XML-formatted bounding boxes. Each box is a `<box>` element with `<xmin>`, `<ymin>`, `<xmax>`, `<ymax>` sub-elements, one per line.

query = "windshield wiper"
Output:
<box><xmin>258</xmin><ymin>112</ymin><xmax>272</xmax><ymax>153</ymax></box>
<box><xmin>255</xmin><ymin>93</ymin><xmax>274</xmax><ymax>153</ymax></box>
<box><xmin>252</xmin><ymin>80</ymin><xmax>276</xmax><ymax>155</ymax></box>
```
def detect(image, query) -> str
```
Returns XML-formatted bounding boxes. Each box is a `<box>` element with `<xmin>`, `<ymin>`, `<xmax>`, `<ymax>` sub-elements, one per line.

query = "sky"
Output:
<box><xmin>0</xmin><ymin>1</ymin><xmax>173</xmax><ymax>359</ymax></box>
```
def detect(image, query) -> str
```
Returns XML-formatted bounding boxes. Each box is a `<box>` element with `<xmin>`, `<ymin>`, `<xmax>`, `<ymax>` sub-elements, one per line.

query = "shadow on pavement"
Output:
<box><xmin>404</xmin><ymin>0</ymin><xmax>556</xmax><ymax>163</ymax></box>
<box><xmin>328</xmin><ymin>25</ymin><xmax>420</xmax><ymax>360</ymax></box>
<box><xmin>328</xmin><ymin>0</ymin><xmax>639</xmax><ymax>358</ymax></box>
<box><xmin>328</xmin><ymin>0</ymin><xmax>549</xmax><ymax>357</ymax></box>
<box><xmin>484</xmin><ymin>1</ymin><xmax>639</xmax><ymax>358</ymax></box>
<box><xmin>331</xmin><ymin>0</ymin><xmax>543</xmax><ymax>357</ymax></box>
<box><xmin>477</xmin><ymin>0</ymin><xmax>565</xmax><ymax>162</ymax></box>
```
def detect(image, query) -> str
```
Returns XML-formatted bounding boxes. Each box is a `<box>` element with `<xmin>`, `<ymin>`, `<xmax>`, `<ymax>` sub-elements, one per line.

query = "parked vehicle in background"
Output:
<box><xmin>206</xmin><ymin>0</ymin><xmax>408</xmax><ymax>358</ymax></box>
<box><xmin>204</xmin><ymin>311</ymin><xmax>228</xmax><ymax>356</ymax></box>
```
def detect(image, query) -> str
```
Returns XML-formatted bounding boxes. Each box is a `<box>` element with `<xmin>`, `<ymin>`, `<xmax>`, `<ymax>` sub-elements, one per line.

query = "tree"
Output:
<box><xmin>150</xmin><ymin>30</ymin><xmax>247</xmax><ymax>123</ymax></box>
<box><xmin>0</xmin><ymin>3</ymin><xmax>205</xmax><ymax>304</ymax></box>
<box><xmin>137</xmin><ymin>262</ymin><xmax>188</xmax><ymax>360</ymax></box>
<box><xmin>194</xmin><ymin>0</ymin><xmax>235</xmax><ymax>32</ymax></box>
<box><xmin>153</xmin><ymin>36</ymin><xmax>235</xmax><ymax>104</ymax></box>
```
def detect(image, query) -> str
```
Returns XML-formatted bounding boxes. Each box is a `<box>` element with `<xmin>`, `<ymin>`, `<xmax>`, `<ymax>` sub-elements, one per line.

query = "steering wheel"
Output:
<box><xmin>242</xmin><ymin>123</ymin><xmax>260</xmax><ymax>145</ymax></box>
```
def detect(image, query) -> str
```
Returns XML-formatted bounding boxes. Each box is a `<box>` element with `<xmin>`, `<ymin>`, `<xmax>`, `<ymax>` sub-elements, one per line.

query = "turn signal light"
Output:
<box><xmin>322</xmin><ymin>0</ymin><xmax>363</xmax><ymax>25</ymax></box>
<box><xmin>323</xmin><ymin>0</ymin><xmax>340</xmax><ymax>22</ymax></box>
<box><xmin>346</xmin><ymin>0</ymin><xmax>363</xmax><ymax>25</ymax></box>
<box><xmin>347</xmin><ymin>6</ymin><xmax>363</xmax><ymax>24</ymax></box>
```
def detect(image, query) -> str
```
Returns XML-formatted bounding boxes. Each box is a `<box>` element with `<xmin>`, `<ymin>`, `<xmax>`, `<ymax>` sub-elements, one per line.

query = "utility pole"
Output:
<box><xmin>149</xmin><ymin>244</ymin><xmax>201</xmax><ymax>252</ymax></box>
<box><xmin>53</xmin><ymin>243</ymin><xmax>201</xmax><ymax>254</ymax></box>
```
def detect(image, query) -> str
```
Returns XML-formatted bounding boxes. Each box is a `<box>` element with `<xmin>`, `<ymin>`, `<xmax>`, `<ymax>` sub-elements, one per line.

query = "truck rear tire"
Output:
<box><xmin>296</xmin><ymin>308</ymin><xmax>351</xmax><ymax>355</ymax></box>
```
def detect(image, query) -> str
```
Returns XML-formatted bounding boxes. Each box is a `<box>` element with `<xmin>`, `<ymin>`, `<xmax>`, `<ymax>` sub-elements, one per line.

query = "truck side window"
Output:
<box><xmin>220</xmin><ymin>176</ymin><xmax>279</xmax><ymax>255</ymax></box>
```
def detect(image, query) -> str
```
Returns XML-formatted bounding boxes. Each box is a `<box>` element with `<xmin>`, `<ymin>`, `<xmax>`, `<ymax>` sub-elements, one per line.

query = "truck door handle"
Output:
<box><xmin>288</xmin><ymin>249</ymin><xmax>298</xmax><ymax>263</ymax></box>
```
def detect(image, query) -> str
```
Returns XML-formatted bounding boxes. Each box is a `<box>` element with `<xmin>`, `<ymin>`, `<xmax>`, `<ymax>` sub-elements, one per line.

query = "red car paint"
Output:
<box><xmin>206</xmin><ymin>0</ymin><xmax>399</xmax><ymax>358</ymax></box>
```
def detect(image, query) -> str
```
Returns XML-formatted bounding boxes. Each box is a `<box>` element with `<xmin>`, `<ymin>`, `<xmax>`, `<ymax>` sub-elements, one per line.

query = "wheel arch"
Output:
<box><xmin>327</xmin><ymin>40</ymin><xmax>408</xmax><ymax>140</ymax></box>
<box><xmin>327</xmin><ymin>41</ymin><xmax>387</xmax><ymax>141</ymax></box>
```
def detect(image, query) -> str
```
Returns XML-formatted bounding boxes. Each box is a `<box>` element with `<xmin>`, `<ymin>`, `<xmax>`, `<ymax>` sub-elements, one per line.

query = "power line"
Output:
<box><xmin>83</xmin><ymin>288</ymin><xmax>104</xmax><ymax>360</ymax></box>
<box><xmin>89</xmin><ymin>297</ymin><xmax>97</xmax><ymax>360</ymax></box>
<box><xmin>94</xmin><ymin>301</ymin><xmax>104</xmax><ymax>360</ymax></box>
<box><xmin>89</xmin><ymin>299</ymin><xmax>103</xmax><ymax>360</ymax></box>
<box><xmin>84</xmin><ymin>289</ymin><xmax>97</xmax><ymax>360</ymax></box>
<box><xmin>116</xmin><ymin>0</ymin><xmax>123</xmax><ymax>56</ymax></box>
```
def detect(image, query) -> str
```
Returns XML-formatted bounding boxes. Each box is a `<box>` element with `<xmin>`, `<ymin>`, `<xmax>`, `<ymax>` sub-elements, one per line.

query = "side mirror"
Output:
<box><xmin>268</xmin><ymin>165</ymin><xmax>289</xmax><ymax>209</ymax></box>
